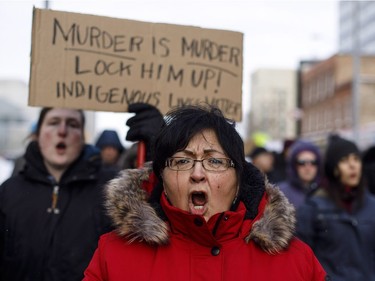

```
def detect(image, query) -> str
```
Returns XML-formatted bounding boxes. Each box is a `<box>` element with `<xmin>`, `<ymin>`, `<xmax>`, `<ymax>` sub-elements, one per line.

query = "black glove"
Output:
<box><xmin>126</xmin><ymin>103</ymin><xmax>164</xmax><ymax>145</ymax></box>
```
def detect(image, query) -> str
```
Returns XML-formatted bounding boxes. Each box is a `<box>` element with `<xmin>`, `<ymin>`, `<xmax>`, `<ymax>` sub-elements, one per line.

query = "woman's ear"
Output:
<box><xmin>231</xmin><ymin>185</ymin><xmax>240</xmax><ymax>206</ymax></box>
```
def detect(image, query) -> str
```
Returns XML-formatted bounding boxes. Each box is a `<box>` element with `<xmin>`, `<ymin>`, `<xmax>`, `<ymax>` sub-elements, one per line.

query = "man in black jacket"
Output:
<box><xmin>0</xmin><ymin>103</ymin><xmax>165</xmax><ymax>281</ymax></box>
<box><xmin>0</xmin><ymin>107</ymin><xmax>118</xmax><ymax>281</ymax></box>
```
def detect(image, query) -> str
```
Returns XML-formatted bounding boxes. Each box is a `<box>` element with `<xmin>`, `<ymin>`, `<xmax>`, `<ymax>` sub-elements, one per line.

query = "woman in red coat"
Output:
<box><xmin>83</xmin><ymin>105</ymin><xmax>327</xmax><ymax>281</ymax></box>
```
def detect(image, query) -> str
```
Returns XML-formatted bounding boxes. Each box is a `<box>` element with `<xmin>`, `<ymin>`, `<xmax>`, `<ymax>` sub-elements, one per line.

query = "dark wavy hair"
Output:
<box><xmin>152</xmin><ymin>104</ymin><xmax>245</xmax><ymax>182</ymax></box>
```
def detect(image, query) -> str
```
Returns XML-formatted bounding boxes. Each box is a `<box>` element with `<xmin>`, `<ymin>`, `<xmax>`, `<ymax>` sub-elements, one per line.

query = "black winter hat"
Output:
<box><xmin>249</xmin><ymin>147</ymin><xmax>269</xmax><ymax>159</ymax></box>
<box><xmin>324</xmin><ymin>134</ymin><xmax>360</xmax><ymax>180</ymax></box>
<box><xmin>95</xmin><ymin>130</ymin><xmax>124</xmax><ymax>153</ymax></box>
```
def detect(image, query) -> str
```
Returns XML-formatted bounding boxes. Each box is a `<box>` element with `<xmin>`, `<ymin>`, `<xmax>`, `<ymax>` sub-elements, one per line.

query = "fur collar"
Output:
<box><xmin>105</xmin><ymin>163</ymin><xmax>296</xmax><ymax>254</ymax></box>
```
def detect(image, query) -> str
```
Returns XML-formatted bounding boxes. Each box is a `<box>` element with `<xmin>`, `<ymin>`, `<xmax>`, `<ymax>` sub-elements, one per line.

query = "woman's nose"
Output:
<box><xmin>57</xmin><ymin>122</ymin><xmax>68</xmax><ymax>135</ymax></box>
<box><xmin>190</xmin><ymin>161</ymin><xmax>206</xmax><ymax>182</ymax></box>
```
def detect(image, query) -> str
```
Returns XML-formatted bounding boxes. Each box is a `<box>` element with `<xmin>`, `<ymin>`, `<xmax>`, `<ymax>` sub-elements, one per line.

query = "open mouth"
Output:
<box><xmin>191</xmin><ymin>191</ymin><xmax>207</xmax><ymax>210</ymax></box>
<box><xmin>56</xmin><ymin>142</ymin><xmax>66</xmax><ymax>149</ymax></box>
<box><xmin>56</xmin><ymin>142</ymin><xmax>67</xmax><ymax>153</ymax></box>
<box><xmin>349</xmin><ymin>173</ymin><xmax>360</xmax><ymax>181</ymax></box>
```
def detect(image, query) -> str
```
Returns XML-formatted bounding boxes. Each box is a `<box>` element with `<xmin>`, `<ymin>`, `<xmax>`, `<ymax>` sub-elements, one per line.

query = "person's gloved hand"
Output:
<box><xmin>126</xmin><ymin>103</ymin><xmax>164</xmax><ymax>145</ymax></box>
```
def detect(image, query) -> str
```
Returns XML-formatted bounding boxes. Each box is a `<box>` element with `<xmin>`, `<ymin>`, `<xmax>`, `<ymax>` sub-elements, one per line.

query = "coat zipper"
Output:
<box><xmin>47</xmin><ymin>184</ymin><xmax>60</xmax><ymax>214</ymax></box>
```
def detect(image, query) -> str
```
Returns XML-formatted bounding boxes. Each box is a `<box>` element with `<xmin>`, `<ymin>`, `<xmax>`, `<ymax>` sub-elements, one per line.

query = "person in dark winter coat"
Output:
<box><xmin>83</xmin><ymin>105</ymin><xmax>327</xmax><ymax>281</ymax></box>
<box><xmin>296</xmin><ymin>135</ymin><xmax>375</xmax><ymax>281</ymax></box>
<box><xmin>248</xmin><ymin>146</ymin><xmax>277</xmax><ymax>182</ymax></box>
<box><xmin>362</xmin><ymin>145</ymin><xmax>375</xmax><ymax>195</ymax></box>
<box><xmin>95</xmin><ymin>129</ymin><xmax>125</xmax><ymax>170</ymax></box>
<box><xmin>0</xmin><ymin>108</ymin><xmax>118</xmax><ymax>281</ymax></box>
<box><xmin>278</xmin><ymin>140</ymin><xmax>322</xmax><ymax>208</ymax></box>
<box><xmin>272</xmin><ymin>138</ymin><xmax>296</xmax><ymax>183</ymax></box>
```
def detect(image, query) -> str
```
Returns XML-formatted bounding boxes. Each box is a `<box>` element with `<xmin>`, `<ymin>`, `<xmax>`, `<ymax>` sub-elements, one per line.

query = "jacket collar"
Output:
<box><xmin>105</xmin><ymin>163</ymin><xmax>296</xmax><ymax>254</ymax></box>
<box><xmin>23</xmin><ymin>141</ymin><xmax>102</xmax><ymax>184</ymax></box>
<box><xmin>161</xmin><ymin>193</ymin><xmax>248</xmax><ymax>247</ymax></box>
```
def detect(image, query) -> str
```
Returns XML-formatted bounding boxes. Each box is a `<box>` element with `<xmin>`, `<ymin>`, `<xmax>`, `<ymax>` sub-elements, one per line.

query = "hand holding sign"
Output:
<box><xmin>126</xmin><ymin>103</ymin><xmax>164</xmax><ymax>164</ymax></box>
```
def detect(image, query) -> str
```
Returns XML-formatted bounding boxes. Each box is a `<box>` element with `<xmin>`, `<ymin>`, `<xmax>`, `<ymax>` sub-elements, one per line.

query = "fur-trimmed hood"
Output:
<box><xmin>105</xmin><ymin>163</ymin><xmax>296</xmax><ymax>254</ymax></box>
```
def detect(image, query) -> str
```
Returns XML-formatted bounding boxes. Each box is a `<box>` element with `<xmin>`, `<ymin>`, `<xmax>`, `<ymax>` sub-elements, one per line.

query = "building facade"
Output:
<box><xmin>299</xmin><ymin>54</ymin><xmax>375</xmax><ymax>149</ymax></box>
<box><xmin>339</xmin><ymin>1</ymin><xmax>375</xmax><ymax>54</ymax></box>
<box><xmin>0</xmin><ymin>80</ymin><xmax>39</xmax><ymax>158</ymax></box>
<box><xmin>248</xmin><ymin>68</ymin><xmax>297</xmax><ymax>146</ymax></box>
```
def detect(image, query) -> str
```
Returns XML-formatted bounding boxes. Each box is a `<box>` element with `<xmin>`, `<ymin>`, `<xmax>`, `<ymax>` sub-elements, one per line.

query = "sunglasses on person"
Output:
<box><xmin>296</xmin><ymin>159</ymin><xmax>318</xmax><ymax>166</ymax></box>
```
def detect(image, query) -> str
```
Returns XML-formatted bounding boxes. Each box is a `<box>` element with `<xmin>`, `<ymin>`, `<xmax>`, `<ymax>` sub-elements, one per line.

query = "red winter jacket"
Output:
<box><xmin>83</xmin><ymin>164</ymin><xmax>327</xmax><ymax>281</ymax></box>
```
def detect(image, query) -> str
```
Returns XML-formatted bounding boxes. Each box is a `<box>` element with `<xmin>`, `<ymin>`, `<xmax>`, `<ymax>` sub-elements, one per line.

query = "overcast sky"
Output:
<box><xmin>0</xmin><ymin>0</ymin><xmax>339</xmax><ymax>143</ymax></box>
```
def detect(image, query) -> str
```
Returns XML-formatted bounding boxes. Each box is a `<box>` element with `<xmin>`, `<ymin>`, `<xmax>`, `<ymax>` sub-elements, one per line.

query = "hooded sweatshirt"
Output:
<box><xmin>83</xmin><ymin>162</ymin><xmax>327</xmax><ymax>281</ymax></box>
<box><xmin>278</xmin><ymin>140</ymin><xmax>322</xmax><ymax>208</ymax></box>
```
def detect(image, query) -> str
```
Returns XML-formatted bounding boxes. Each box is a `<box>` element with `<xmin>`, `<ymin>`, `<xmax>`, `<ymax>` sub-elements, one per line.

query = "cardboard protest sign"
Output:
<box><xmin>29</xmin><ymin>8</ymin><xmax>243</xmax><ymax>120</ymax></box>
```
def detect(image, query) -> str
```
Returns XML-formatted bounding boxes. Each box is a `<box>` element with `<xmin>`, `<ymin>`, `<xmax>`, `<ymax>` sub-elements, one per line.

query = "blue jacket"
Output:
<box><xmin>296</xmin><ymin>189</ymin><xmax>375</xmax><ymax>281</ymax></box>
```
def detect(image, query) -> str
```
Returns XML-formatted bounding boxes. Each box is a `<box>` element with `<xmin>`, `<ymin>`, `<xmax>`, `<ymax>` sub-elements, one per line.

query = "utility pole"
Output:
<box><xmin>352</xmin><ymin>1</ymin><xmax>360</xmax><ymax>144</ymax></box>
<box><xmin>44</xmin><ymin>0</ymin><xmax>49</xmax><ymax>9</ymax></box>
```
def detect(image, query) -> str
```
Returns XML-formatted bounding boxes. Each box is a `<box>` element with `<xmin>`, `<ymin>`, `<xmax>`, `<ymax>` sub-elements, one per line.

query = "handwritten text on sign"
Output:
<box><xmin>29</xmin><ymin>8</ymin><xmax>243</xmax><ymax>120</ymax></box>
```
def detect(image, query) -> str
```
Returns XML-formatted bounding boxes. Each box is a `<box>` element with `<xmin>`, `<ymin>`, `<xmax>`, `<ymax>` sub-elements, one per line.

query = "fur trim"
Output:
<box><xmin>245</xmin><ymin>180</ymin><xmax>296</xmax><ymax>254</ymax></box>
<box><xmin>105</xmin><ymin>165</ymin><xmax>295</xmax><ymax>253</ymax></box>
<box><xmin>105</xmin><ymin>163</ymin><xmax>169</xmax><ymax>245</ymax></box>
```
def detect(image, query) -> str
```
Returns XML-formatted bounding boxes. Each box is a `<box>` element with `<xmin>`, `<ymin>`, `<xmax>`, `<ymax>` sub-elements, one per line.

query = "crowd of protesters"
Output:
<box><xmin>248</xmin><ymin>133</ymin><xmax>375</xmax><ymax>280</ymax></box>
<box><xmin>1</xmin><ymin>103</ymin><xmax>375</xmax><ymax>280</ymax></box>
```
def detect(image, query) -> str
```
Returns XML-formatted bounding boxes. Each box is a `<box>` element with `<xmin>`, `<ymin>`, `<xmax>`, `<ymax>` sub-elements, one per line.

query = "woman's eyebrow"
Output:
<box><xmin>177</xmin><ymin>150</ymin><xmax>195</xmax><ymax>156</ymax></box>
<box><xmin>179</xmin><ymin>149</ymin><xmax>224</xmax><ymax>156</ymax></box>
<box><xmin>203</xmin><ymin>149</ymin><xmax>223</xmax><ymax>154</ymax></box>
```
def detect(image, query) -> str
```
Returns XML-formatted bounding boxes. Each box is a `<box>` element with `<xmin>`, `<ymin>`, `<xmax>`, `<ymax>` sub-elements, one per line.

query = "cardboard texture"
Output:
<box><xmin>29</xmin><ymin>8</ymin><xmax>243</xmax><ymax>120</ymax></box>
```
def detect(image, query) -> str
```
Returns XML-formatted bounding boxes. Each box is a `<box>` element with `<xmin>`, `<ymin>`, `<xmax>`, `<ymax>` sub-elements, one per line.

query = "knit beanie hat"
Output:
<box><xmin>249</xmin><ymin>147</ymin><xmax>269</xmax><ymax>159</ymax></box>
<box><xmin>324</xmin><ymin>135</ymin><xmax>360</xmax><ymax>181</ymax></box>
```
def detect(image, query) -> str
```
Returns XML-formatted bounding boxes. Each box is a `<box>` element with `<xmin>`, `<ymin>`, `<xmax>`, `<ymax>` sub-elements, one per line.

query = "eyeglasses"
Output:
<box><xmin>165</xmin><ymin>157</ymin><xmax>235</xmax><ymax>172</ymax></box>
<box><xmin>296</xmin><ymin>159</ymin><xmax>318</xmax><ymax>166</ymax></box>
